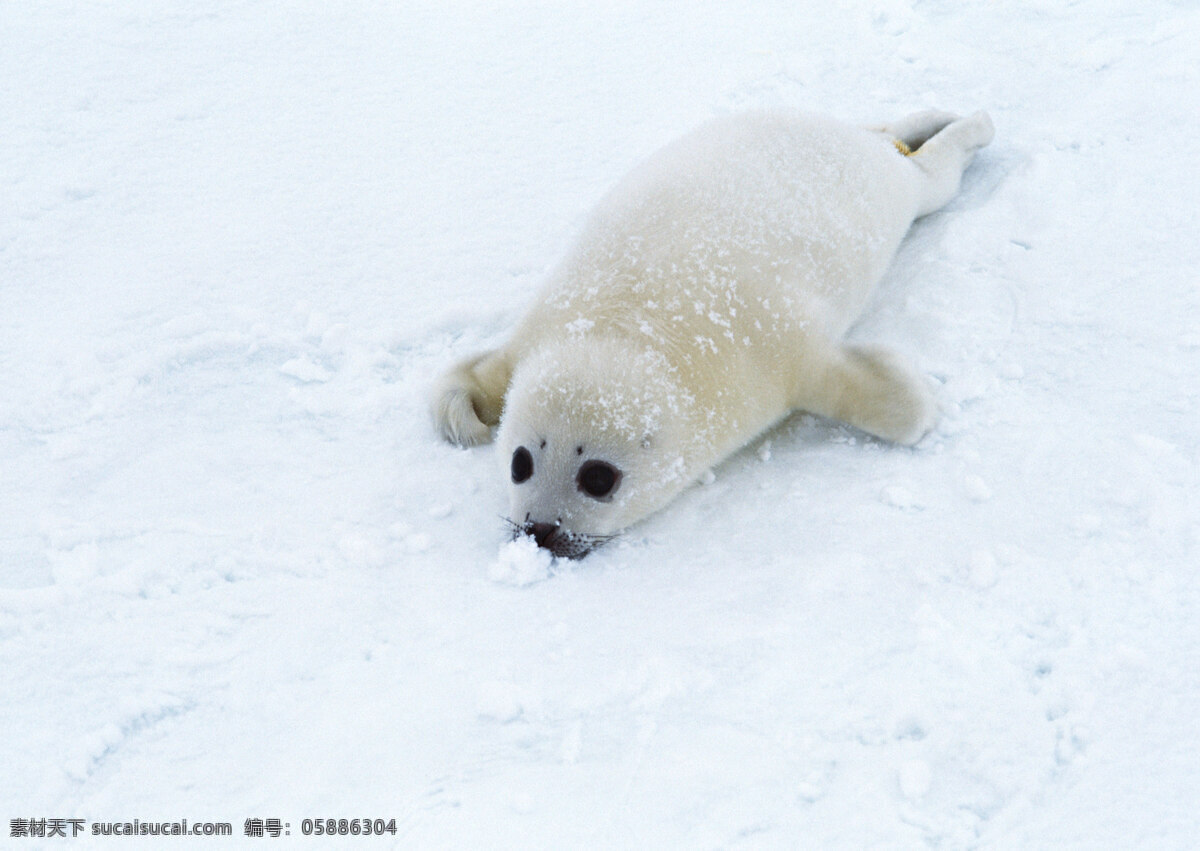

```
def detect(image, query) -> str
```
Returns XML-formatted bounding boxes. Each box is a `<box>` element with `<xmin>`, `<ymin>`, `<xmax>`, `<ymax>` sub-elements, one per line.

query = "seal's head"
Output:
<box><xmin>496</xmin><ymin>337</ymin><xmax>699</xmax><ymax>558</ymax></box>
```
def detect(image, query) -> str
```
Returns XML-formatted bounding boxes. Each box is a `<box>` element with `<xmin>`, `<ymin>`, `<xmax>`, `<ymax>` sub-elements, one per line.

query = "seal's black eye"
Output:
<box><xmin>511</xmin><ymin>447</ymin><xmax>533</xmax><ymax>483</ymax></box>
<box><xmin>577</xmin><ymin>460</ymin><xmax>621</xmax><ymax>500</ymax></box>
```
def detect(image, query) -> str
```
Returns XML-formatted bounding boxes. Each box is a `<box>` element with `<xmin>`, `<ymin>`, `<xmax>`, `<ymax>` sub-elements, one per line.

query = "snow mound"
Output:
<box><xmin>487</xmin><ymin>537</ymin><xmax>554</xmax><ymax>587</ymax></box>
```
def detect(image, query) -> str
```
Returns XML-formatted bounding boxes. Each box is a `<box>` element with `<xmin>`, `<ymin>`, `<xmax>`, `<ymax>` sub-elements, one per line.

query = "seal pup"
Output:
<box><xmin>432</xmin><ymin>109</ymin><xmax>994</xmax><ymax>557</ymax></box>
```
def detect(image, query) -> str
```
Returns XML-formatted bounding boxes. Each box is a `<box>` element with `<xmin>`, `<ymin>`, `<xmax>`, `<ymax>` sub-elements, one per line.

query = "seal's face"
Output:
<box><xmin>503</xmin><ymin>437</ymin><xmax>629</xmax><ymax>558</ymax></box>
<box><xmin>496</xmin><ymin>339</ymin><xmax>697</xmax><ymax>558</ymax></box>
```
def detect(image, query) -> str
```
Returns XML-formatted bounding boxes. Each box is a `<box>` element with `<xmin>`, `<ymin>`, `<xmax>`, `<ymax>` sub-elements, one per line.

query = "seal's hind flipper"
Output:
<box><xmin>907</xmin><ymin>111</ymin><xmax>995</xmax><ymax>216</ymax></box>
<box><xmin>870</xmin><ymin>109</ymin><xmax>961</xmax><ymax>153</ymax></box>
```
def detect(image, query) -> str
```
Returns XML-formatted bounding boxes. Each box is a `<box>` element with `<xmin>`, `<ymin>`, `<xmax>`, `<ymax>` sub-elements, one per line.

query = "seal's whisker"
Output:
<box><xmin>499</xmin><ymin>515</ymin><xmax>525</xmax><ymax>539</ymax></box>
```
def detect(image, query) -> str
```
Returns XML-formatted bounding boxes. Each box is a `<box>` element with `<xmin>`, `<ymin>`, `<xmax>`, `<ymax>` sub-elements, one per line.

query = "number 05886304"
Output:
<box><xmin>300</xmin><ymin>818</ymin><xmax>397</xmax><ymax>836</ymax></box>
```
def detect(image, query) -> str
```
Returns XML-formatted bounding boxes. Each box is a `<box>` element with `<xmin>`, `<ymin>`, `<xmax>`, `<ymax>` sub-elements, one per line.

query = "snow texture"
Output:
<box><xmin>2</xmin><ymin>1</ymin><xmax>1198</xmax><ymax>847</ymax></box>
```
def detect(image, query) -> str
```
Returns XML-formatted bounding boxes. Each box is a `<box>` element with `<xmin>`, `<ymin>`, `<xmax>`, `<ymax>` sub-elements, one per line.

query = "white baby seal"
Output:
<box><xmin>432</xmin><ymin>109</ymin><xmax>994</xmax><ymax>557</ymax></box>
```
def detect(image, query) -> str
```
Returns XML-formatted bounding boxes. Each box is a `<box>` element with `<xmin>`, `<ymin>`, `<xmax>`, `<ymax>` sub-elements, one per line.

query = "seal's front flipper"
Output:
<box><xmin>794</xmin><ymin>344</ymin><xmax>937</xmax><ymax>446</ymax></box>
<box><xmin>431</xmin><ymin>349</ymin><xmax>513</xmax><ymax>447</ymax></box>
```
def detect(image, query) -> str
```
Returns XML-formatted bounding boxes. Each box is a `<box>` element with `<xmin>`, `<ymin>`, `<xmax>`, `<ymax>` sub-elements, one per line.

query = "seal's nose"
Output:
<box><xmin>525</xmin><ymin>522</ymin><xmax>558</xmax><ymax>548</ymax></box>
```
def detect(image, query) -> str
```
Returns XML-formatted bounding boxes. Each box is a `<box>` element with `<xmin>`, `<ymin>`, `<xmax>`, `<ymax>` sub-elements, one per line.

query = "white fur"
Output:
<box><xmin>431</xmin><ymin>109</ymin><xmax>994</xmax><ymax>550</ymax></box>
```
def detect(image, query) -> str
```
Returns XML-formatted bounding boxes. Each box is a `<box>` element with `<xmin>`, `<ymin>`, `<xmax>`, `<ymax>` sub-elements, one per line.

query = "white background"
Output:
<box><xmin>2</xmin><ymin>1</ymin><xmax>1197</xmax><ymax>846</ymax></box>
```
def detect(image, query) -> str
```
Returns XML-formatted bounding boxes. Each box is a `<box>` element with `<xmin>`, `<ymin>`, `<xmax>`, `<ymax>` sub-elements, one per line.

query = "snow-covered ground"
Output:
<box><xmin>3</xmin><ymin>1</ymin><xmax>1197</xmax><ymax>846</ymax></box>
